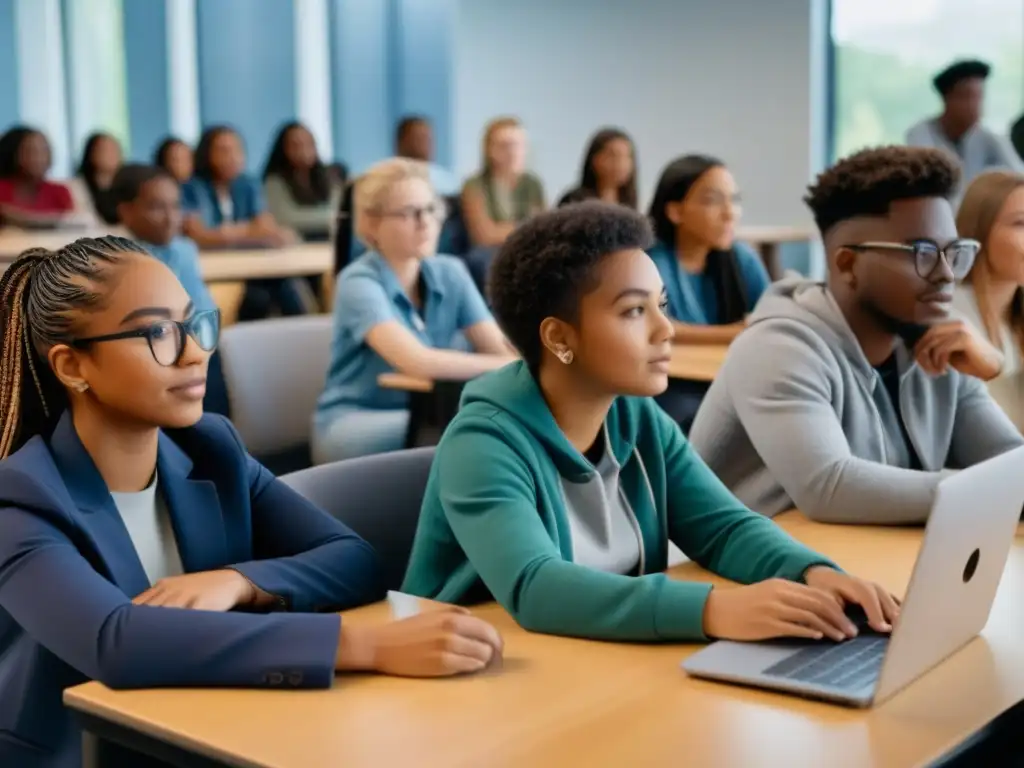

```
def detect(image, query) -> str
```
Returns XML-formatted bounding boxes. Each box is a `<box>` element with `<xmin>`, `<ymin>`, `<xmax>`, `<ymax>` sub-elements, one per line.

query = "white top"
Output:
<box><xmin>110</xmin><ymin>471</ymin><xmax>185</xmax><ymax>585</ymax></box>
<box><xmin>953</xmin><ymin>285</ymin><xmax>1024</xmax><ymax>428</ymax></box>
<box><xmin>560</xmin><ymin>431</ymin><xmax>642</xmax><ymax>575</ymax></box>
<box><xmin>217</xmin><ymin>192</ymin><xmax>234</xmax><ymax>222</ymax></box>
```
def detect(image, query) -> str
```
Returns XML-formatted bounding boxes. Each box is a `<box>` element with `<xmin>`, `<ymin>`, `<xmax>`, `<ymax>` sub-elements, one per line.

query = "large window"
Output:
<box><xmin>831</xmin><ymin>0</ymin><xmax>1024</xmax><ymax>161</ymax></box>
<box><xmin>62</xmin><ymin>0</ymin><xmax>130</xmax><ymax>158</ymax></box>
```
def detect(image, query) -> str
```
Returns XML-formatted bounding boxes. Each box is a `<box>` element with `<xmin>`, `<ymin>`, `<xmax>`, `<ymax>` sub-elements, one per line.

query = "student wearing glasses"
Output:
<box><xmin>0</xmin><ymin>237</ymin><xmax>503</xmax><ymax>767</ymax></box>
<box><xmin>314</xmin><ymin>159</ymin><xmax>514</xmax><ymax>464</ymax></box>
<box><xmin>689</xmin><ymin>147</ymin><xmax>1022</xmax><ymax>524</ymax></box>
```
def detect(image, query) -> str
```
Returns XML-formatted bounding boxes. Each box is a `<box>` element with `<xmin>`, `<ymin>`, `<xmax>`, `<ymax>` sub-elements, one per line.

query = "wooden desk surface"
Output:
<box><xmin>199</xmin><ymin>244</ymin><xmax>332</xmax><ymax>282</ymax></box>
<box><xmin>737</xmin><ymin>224</ymin><xmax>818</xmax><ymax>245</ymax></box>
<box><xmin>0</xmin><ymin>228</ymin><xmax>110</xmax><ymax>256</ymax></box>
<box><xmin>0</xmin><ymin>231</ymin><xmax>333</xmax><ymax>283</ymax></box>
<box><xmin>64</xmin><ymin>513</ymin><xmax>1024</xmax><ymax>768</ymax></box>
<box><xmin>378</xmin><ymin>344</ymin><xmax>729</xmax><ymax>393</ymax></box>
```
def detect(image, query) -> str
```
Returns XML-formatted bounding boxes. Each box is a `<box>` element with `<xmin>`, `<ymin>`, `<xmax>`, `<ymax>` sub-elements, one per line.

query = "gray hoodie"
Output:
<box><xmin>689</xmin><ymin>278</ymin><xmax>1024</xmax><ymax>524</ymax></box>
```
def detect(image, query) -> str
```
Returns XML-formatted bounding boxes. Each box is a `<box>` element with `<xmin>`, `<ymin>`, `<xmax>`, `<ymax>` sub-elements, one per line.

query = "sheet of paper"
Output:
<box><xmin>387</xmin><ymin>590</ymin><xmax>423</xmax><ymax>620</ymax></box>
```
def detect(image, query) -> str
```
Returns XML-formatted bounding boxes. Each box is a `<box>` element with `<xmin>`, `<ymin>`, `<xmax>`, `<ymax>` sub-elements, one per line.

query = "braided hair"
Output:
<box><xmin>0</xmin><ymin>235</ymin><xmax>141</xmax><ymax>458</ymax></box>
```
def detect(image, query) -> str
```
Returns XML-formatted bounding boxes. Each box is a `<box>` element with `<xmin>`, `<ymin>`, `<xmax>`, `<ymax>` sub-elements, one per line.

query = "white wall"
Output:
<box><xmin>453</xmin><ymin>0</ymin><xmax>828</xmax><ymax>228</ymax></box>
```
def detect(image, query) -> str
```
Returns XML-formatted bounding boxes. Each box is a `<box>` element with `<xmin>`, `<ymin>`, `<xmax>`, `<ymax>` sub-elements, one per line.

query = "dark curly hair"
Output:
<box><xmin>488</xmin><ymin>201</ymin><xmax>654</xmax><ymax>367</ymax></box>
<box><xmin>804</xmin><ymin>146</ymin><xmax>960</xmax><ymax>235</ymax></box>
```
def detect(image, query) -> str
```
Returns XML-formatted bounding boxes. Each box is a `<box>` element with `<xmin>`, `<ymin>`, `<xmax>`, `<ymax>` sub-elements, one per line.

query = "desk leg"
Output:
<box><xmin>760</xmin><ymin>242</ymin><xmax>783</xmax><ymax>281</ymax></box>
<box><xmin>77</xmin><ymin>712</ymin><xmax>232</xmax><ymax>767</ymax></box>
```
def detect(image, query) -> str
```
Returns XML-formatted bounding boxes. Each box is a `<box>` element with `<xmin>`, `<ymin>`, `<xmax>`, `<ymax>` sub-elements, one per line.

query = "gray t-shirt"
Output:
<box><xmin>560</xmin><ymin>431</ymin><xmax>642</xmax><ymax>575</ymax></box>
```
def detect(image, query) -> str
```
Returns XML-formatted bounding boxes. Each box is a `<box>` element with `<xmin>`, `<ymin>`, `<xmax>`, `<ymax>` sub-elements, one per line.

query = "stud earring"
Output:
<box><xmin>74</xmin><ymin>382</ymin><xmax>89</xmax><ymax>393</ymax></box>
<box><xmin>557</xmin><ymin>349</ymin><xmax>574</xmax><ymax>365</ymax></box>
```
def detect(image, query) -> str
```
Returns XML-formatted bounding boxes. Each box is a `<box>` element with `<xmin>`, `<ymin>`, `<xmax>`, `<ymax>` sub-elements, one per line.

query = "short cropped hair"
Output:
<box><xmin>489</xmin><ymin>201</ymin><xmax>654</xmax><ymax>367</ymax></box>
<box><xmin>803</xmin><ymin>146</ymin><xmax>959</xmax><ymax>235</ymax></box>
<box><xmin>934</xmin><ymin>59</ymin><xmax>990</xmax><ymax>96</ymax></box>
<box><xmin>111</xmin><ymin>164</ymin><xmax>173</xmax><ymax>206</ymax></box>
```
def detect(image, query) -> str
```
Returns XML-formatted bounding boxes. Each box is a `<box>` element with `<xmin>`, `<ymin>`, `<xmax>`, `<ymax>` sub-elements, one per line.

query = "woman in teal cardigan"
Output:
<box><xmin>402</xmin><ymin>202</ymin><xmax>899</xmax><ymax>643</ymax></box>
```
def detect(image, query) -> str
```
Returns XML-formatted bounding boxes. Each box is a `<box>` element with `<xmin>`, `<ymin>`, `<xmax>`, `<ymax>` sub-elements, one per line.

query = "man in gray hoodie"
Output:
<box><xmin>689</xmin><ymin>146</ymin><xmax>1023</xmax><ymax>524</ymax></box>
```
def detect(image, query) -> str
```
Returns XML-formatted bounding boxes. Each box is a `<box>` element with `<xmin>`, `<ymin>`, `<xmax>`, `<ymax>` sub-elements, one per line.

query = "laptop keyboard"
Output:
<box><xmin>762</xmin><ymin>634</ymin><xmax>889</xmax><ymax>690</ymax></box>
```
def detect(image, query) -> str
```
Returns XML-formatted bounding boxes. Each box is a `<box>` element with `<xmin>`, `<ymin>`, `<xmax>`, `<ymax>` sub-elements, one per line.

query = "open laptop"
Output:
<box><xmin>682</xmin><ymin>445</ymin><xmax>1024</xmax><ymax>708</ymax></box>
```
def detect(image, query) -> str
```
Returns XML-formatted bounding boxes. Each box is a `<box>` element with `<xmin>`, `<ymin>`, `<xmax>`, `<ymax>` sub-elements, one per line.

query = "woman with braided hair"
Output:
<box><xmin>0</xmin><ymin>237</ymin><xmax>502</xmax><ymax>766</ymax></box>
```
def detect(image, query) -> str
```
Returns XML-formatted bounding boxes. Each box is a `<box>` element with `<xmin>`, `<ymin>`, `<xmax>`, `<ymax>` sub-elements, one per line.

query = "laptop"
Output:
<box><xmin>682</xmin><ymin>445</ymin><xmax>1024</xmax><ymax>707</ymax></box>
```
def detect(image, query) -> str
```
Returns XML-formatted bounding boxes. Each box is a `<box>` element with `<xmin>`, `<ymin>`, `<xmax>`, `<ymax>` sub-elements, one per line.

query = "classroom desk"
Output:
<box><xmin>198</xmin><ymin>244</ymin><xmax>333</xmax><ymax>283</ymax></box>
<box><xmin>737</xmin><ymin>224</ymin><xmax>818</xmax><ymax>280</ymax></box>
<box><xmin>0</xmin><ymin>227</ymin><xmax>110</xmax><ymax>256</ymax></box>
<box><xmin>377</xmin><ymin>343</ymin><xmax>730</xmax><ymax>393</ymax></box>
<box><xmin>64</xmin><ymin>512</ymin><xmax>1024</xmax><ymax>768</ymax></box>
<box><xmin>0</xmin><ymin>234</ymin><xmax>333</xmax><ymax>285</ymax></box>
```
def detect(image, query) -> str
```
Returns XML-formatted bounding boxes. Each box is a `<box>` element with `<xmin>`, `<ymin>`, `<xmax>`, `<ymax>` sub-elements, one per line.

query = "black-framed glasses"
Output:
<box><xmin>71</xmin><ymin>309</ymin><xmax>220</xmax><ymax>367</ymax></box>
<box><xmin>375</xmin><ymin>199</ymin><xmax>448</xmax><ymax>225</ymax></box>
<box><xmin>843</xmin><ymin>239</ymin><xmax>980</xmax><ymax>280</ymax></box>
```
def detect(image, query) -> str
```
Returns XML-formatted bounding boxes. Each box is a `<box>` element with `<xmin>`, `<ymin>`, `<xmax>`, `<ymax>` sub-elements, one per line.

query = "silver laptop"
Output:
<box><xmin>682</xmin><ymin>445</ymin><xmax>1024</xmax><ymax>708</ymax></box>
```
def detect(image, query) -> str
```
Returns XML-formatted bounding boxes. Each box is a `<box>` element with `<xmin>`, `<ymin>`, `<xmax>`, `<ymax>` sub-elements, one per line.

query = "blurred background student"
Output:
<box><xmin>154</xmin><ymin>136</ymin><xmax>194</xmax><ymax>185</ymax></box>
<box><xmin>460</xmin><ymin>117</ymin><xmax>546</xmax><ymax>290</ymax></box>
<box><xmin>557</xmin><ymin>128</ymin><xmax>638</xmax><ymax>209</ymax></box>
<box><xmin>646</xmin><ymin>155</ymin><xmax>770</xmax><ymax>431</ymax></box>
<box><xmin>182</xmin><ymin>125</ymin><xmax>313</xmax><ymax>321</ymax></box>
<box><xmin>0</xmin><ymin>126</ymin><xmax>75</xmax><ymax>228</ymax></box>
<box><xmin>395</xmin><ymin>115</ymin><xmax>460</xmax><ymax>196</ymax></box>
<box><xmin>68</xmin><ymin>132</ymin><xmax>124</xmax><ymax>227</ymax></box>
<box><xmin>262</xmin><ymin>121</ymin><xmax>342</xmax><ymax>243</ymax></box>
<box><xmin>955</xmin><ymin>169</ymin><xmax>1024</xmax><ymax>428</ymax></box>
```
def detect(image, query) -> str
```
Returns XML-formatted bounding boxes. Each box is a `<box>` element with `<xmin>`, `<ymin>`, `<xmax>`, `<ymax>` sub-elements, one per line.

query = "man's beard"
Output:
<box><xmin>859</xmin><ymin>298</ymin><xmax>930</xmax><ymax>349</ymax></box>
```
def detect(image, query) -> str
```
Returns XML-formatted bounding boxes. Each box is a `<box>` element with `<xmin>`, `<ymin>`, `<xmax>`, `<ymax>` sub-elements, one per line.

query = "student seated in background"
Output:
<box><xmin>906</xmin><ymin>60</ymin><xmax>1021</xmax><ymax>198</ymax></box>
<box><xmin>557</xmin><ymin>128</ymin><xmax>637</xmax><ymax>209</ymax></box>
<box><xmin>402</xmin><ymin>202</ymin><xmax>898</xmax><ymax>643</ymax></box>
<box><xmin>314</xmin><ymin>158</ymin><xmax>514</xmax><ymax>464</ymax></box>
<box><xmin>645</xmin><ymin>155</ymin><xmax>770</xmax><ymax>430</ymax></box>
<box><xmin>182</xmin><ymin>125</ymin><xmax>311</xmax><ymax>321</ymax></box>
<box><xmin>954</xmin><ymin>170</ymin><xmax>1024</xmax><ymax>428</ymax></box>
<box><xmin>68</xmin><ymin>132</ymin><xmax>123</xmax><ymax>227</ymax></box>
<box><xmin>0</xmin><ymin>237</ymin><xmax>503</xmax><ymax>767</ymax></box>
<box><xmin>461</xmin><ymin>117</ymin><xmax>546</xmax><ymax>289</ymax></box>
<box><xmin>154</xmin><ymin>136</ymin><xmax>194</xmax><ymax>184</ymax></box>
<box><xmin>112</xmin><ymin>163</ymin><xmax>231</xmax><ymax>417</ymax></box>
<box><xmin>0</xmin><ymin>126</ymin><xmax>75</xmax><ymax>227</ymax></box>
<box><xmin>647</xmin><ymin>155</ymin><xmax>770</xmax><ymax>345</ymax></box>
<box><xmin>689</xmin><ymin>146</ymin><xmax>1023</xmax><ymax>525</ymax></box>
<box><xmin>263</xmin><ymin>121</ymin><xmax>342</xmax><ymax>242</ymax></box>
<box><xmin>395</xmin><ymin>114</ymin><xmax>460</xmax><ymax>196</ymax></box>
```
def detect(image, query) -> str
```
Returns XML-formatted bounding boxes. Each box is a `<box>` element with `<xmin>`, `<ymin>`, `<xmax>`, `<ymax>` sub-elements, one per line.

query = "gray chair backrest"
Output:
<box><xmin>281</xmin><ymin>447</ymin><xmax>436</xmax><ymax>591</ymax></box>
<box><xmin>218</xmin><ymin>315</ymin><xmax>334</xmax><ymax>455</ymax></box>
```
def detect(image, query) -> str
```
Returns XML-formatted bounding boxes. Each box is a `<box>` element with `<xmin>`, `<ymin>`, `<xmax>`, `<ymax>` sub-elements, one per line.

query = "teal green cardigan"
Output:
<box><xmin>401</xmin><ymin>362</ymin><xmax>836</xmax><ymax>640</ymax></box>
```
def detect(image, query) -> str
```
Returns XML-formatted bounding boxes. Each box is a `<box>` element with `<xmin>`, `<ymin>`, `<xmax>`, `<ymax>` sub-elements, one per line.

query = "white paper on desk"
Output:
<box><xmin>387</xmin><ymin>590</ymin><xmax>422</xmax><ymax>620</ymax></box>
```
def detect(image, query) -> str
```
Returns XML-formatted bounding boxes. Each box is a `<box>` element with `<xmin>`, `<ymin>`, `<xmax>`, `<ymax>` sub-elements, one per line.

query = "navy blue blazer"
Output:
<box><xmin>0</xmin><ymin>411</ymin><xmax>381</xmax><ymax>768</ymax></box>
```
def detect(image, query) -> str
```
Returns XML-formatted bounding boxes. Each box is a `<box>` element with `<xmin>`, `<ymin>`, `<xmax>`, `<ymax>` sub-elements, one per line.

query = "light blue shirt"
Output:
<box><xmin>316</xmin><ymin>251</ymin><xmax>492</xmax><ymax>416</ymax></box>
<box><xmin>140</xmin><ymin>236</ymin><xmax>216</xmax><ymax>311</ymax></box>
<box><xmin>181</xmin><ymin>175</ymin><xmax>266</xmax><ymax>226</ymax></box>
<box><xmin>427</xmin><ymin>163</ymin><xmax>461</xmax><ymax>197</ymax></box>
<box><xmin>648</xmin><ymin>241</ymin><xmax>769</xmax><ymax>325</ymax></box>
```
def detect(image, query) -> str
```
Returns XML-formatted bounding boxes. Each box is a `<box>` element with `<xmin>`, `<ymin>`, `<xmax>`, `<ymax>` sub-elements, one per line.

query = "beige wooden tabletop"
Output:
<box><xmin>64</xmin><ymin>512</ymin><xmax>1024</xmax><ymax>768</ymax></box>
<box><xmin>378</xmin><ymin>344</ymin><xmax>730</xmax><ymax>393</ymax></box>
<box><xmin>0</xmin><ymin>231</ymin><xmax>333</xmax><ymax>283</ymax></box>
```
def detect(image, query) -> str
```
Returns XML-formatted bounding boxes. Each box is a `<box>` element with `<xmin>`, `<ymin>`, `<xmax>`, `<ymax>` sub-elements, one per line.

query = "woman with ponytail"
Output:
<box><xmin>0</xmin><ymin>237</ymin><xmax>501</xmax><ymax>766</ymax></box>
